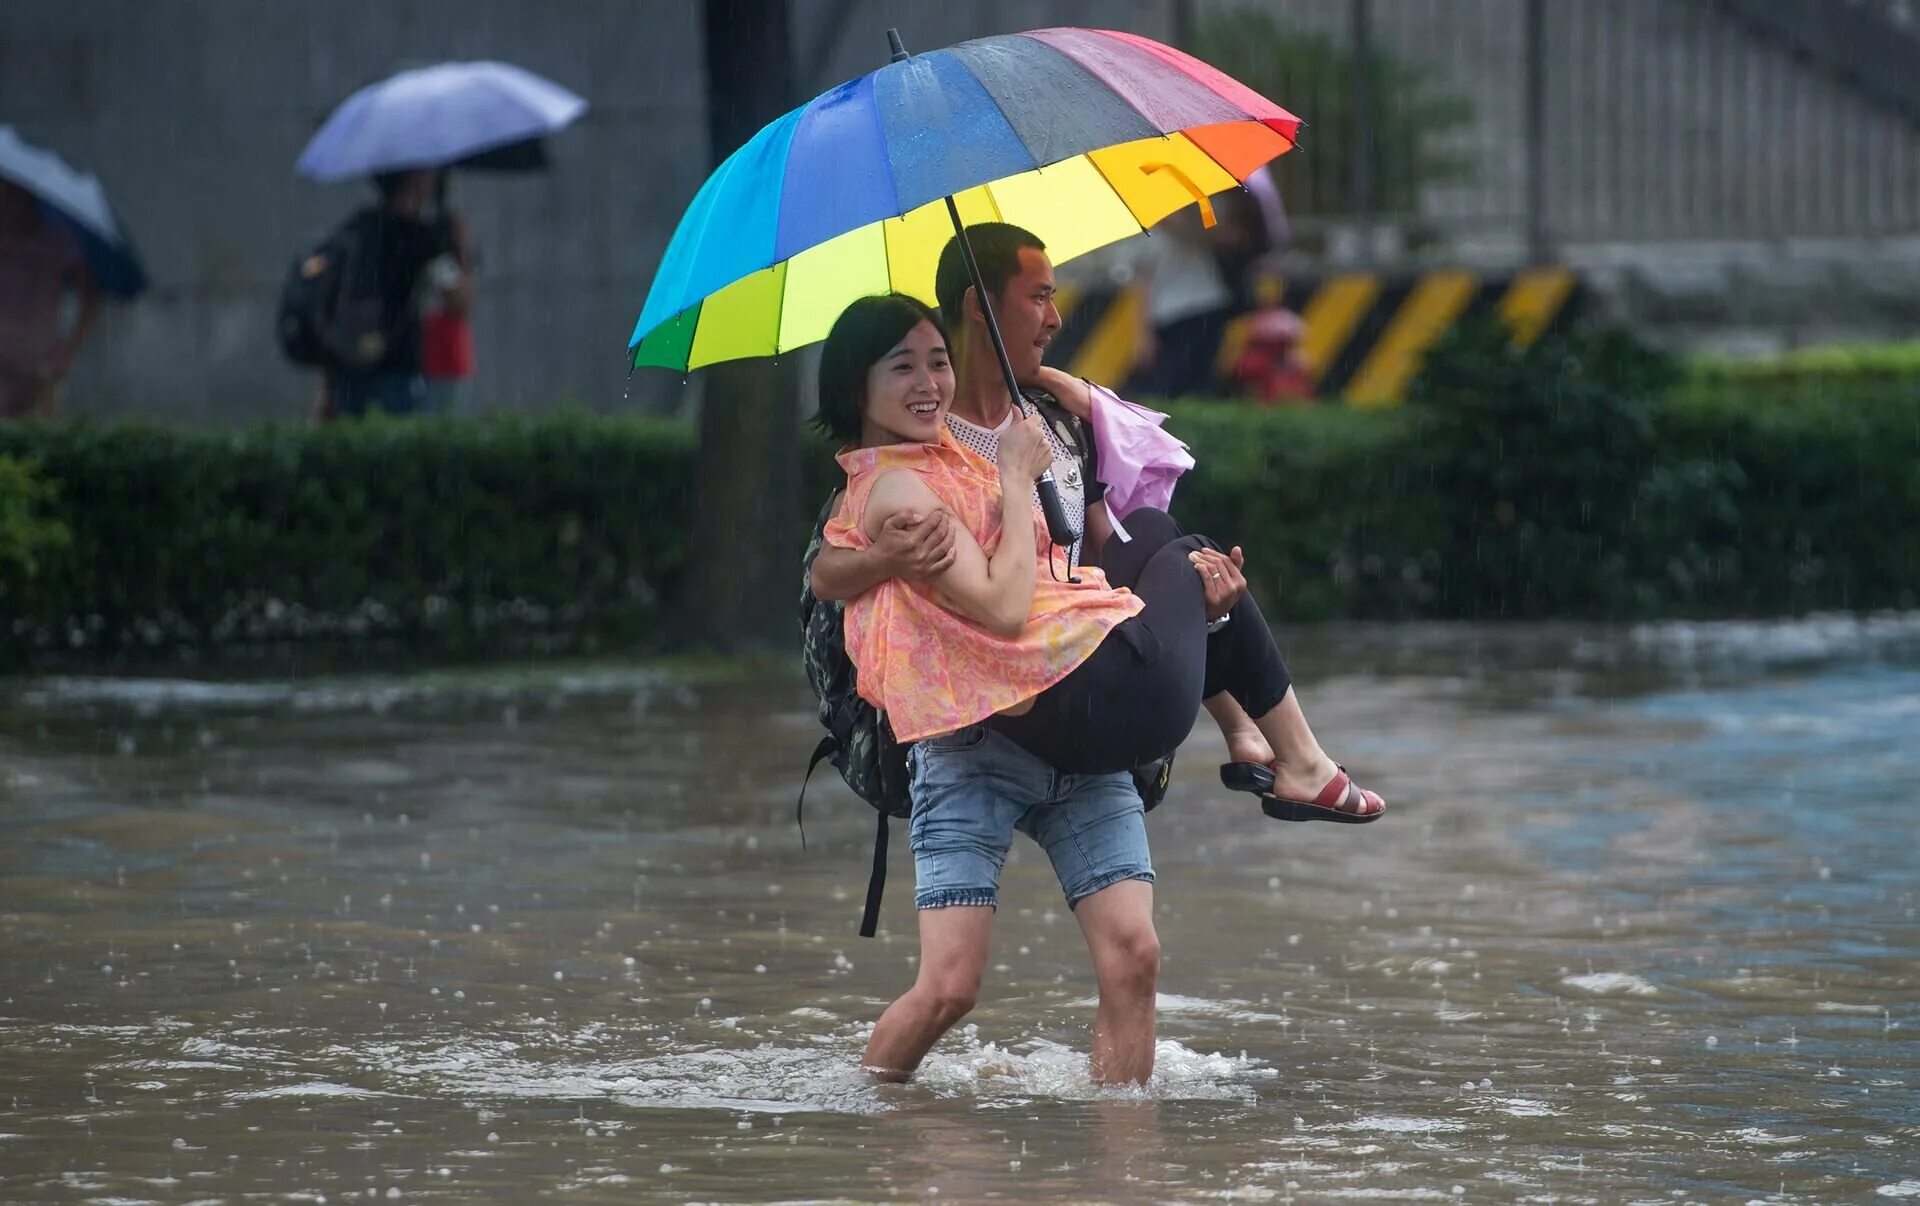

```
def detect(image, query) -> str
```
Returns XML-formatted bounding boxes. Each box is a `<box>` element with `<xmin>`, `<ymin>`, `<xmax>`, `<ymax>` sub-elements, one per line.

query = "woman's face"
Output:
<box><xmin>860</xmin><ymin>319</ymin><xmax>954</xmax><ymax>445</ymax></box>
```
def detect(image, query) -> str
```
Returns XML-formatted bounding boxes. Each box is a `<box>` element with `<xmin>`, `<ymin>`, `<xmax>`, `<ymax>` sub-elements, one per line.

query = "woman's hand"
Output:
<box><xmin>996</xmin><ymin>415</ymin><xmax>1054</xmax><ymax>487</ymax></box>
<box><xmin>1032</xmin><ymin>366</ymin><xmax>1092</xmax><ymax>419</ymax></box>
<box><xmin>1190</xmin><ymin>545</ymin><xmax>1248</xmax><ymax>622</ymax></box>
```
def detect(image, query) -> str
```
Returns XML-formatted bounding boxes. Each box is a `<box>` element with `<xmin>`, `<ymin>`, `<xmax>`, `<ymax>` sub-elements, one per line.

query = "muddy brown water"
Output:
<box><xmin>1</xmin><ymin>619</ymin><xmax>1916</xmax><ymax>1203</ymax></box>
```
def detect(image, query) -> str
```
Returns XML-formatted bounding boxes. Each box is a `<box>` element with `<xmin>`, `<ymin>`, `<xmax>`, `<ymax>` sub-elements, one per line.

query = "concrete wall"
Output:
<box><xmin>2</xmin><ymin>0</ymin><xmax>1176</xmax><ymax>423</ymax></box>
<box><xmin>10</xmin><ymin>0</ymin><xmax>1916</xmax><ymax>420</ymax></box>
<box><xmin>4</xmin><ymin>1</ymin><xmax>712</xmax><ymax>421</ymax></box>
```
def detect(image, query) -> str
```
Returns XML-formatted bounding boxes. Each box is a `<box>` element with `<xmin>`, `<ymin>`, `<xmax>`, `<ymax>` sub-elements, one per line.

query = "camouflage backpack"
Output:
<box><xmin>796</xmin><ymin>488</ymin><xmax>910</xmax><ymax>937</ymax></box>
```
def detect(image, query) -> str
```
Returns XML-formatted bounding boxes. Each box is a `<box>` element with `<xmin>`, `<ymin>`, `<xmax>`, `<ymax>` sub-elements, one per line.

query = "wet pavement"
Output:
<box><xmin>1</xmin><ymin>619</ymin><xmax>1916</xmax><ymax>1203</ymax></box>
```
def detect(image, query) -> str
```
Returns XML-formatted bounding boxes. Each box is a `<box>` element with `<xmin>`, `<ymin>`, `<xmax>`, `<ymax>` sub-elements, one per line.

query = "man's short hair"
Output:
<box><xmin>934</xmin><ymin>222</ymin><xmax>1047</xmax><ymax>334</ymax></box>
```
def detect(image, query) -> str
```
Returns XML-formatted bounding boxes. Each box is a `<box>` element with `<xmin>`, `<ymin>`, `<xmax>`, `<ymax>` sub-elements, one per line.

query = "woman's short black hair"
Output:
<box><xmin>814</xmin><ymin>293</ymin><xmax>949</xmax><ymax>444</ymax></box>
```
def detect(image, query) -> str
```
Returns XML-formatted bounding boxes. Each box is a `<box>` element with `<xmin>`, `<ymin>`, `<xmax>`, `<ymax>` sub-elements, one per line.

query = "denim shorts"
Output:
<box><xmin>907</xmin><ymin>723</ymin><xmax>1154</xmax><ymax>911</ymax></box>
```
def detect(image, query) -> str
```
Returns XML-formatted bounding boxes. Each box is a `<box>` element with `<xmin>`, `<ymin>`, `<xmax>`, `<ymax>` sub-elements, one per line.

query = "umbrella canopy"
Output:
<box><xmin>0</xmin><ymin>125</ymin><xmax>148</xmax><ymax>299</ymax></box>
<box><xmin>297</xmin><ymin>61</ymin><xmax>587</xmax><ymax>182</ymax></box>
<box><xmin>629</xmin><ymin>27</ymin><xmax>1299</xmax><ymax>371</ymax></box>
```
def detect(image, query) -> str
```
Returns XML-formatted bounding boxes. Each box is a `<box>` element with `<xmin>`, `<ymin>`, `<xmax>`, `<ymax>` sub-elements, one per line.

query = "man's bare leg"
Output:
<box><xmin>1205</xmin><ymin>689</ymin><xmax>1341</xmax><ymax>803</ymax></box>
<box><xmin>862</xmin><ymin>905</ymin><xmax>993</xmax><ymax>1081</ymax></box>
<box><xmin>1074</xmin><ymin>879</ymin><xmax>1160</xmax><ymax>1085</ymax></box>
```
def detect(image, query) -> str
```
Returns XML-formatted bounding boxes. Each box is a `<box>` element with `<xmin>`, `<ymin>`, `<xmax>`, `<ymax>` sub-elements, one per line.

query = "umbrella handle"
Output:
<box><xmin>1140</xmin><ymin>162</ymin><xmax>1217</xmax><ymax>228</ymax></box>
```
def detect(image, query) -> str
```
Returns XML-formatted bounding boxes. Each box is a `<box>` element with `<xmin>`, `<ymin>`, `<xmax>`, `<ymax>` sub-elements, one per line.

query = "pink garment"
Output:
<box><xmin>1087</xmin><ymin>383</ymin><xmax>1194</xmax><ymax>519</ymax></box>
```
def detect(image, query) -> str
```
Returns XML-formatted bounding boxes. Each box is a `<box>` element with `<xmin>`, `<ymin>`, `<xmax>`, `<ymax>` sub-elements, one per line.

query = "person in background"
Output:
<box><xmin>1124</xmin><ymin>204</ymin><xmax>1235</xmax><ymax>400</ymax></box>
<box><xmin>419</xmin><ymin>174</ymin><xmax>475</xmax><ymax>414</ymax></box>
<box><xmin>0</xmin><ymin>178</ymin><xmax>98</xmax><ymax>419</ymax></box>
<box><xmin>1228</xmin><ymin>283</ymin><xmax>1316</xmax><ymax>404</ymax></box>
<box><xmin>1218</xmin><ymin>164</ymin><xmax>1291</xmax><ymax>309</ymax></box>
<box><xmin>1214</xmin><ymin>165</ymin><xmax>1315</xmax><ymax>403</ymax></box>
<box><xmin>313</xmin><ymin>168</ymin><xmax>472</xmax><ymax>421</ymax></box>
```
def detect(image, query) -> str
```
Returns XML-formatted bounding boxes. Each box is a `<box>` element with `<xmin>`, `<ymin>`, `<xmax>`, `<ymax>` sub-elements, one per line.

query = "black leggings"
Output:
<box><xmin>989</xmin><ymin>508</ymin><xmax>1295</xmax><ymax>775</ymax></box>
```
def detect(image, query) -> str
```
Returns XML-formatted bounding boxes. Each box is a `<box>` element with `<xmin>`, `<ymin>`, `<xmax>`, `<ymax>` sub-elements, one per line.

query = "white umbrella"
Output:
<box><xmin>0</xmin><ymin>125</ymin><xmax>146</xmax><ymax>298</ymax></box>
<box><xmin>297</xmin><ymin>61</ymin><xmax>587</xmax><ymax>182</ymax></box>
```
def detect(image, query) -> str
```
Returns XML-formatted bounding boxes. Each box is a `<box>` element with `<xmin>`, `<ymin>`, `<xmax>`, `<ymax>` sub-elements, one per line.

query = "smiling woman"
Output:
<box><xmin>811</xmin><ymin>294</ymin><xmax>954</xmax><ymax>446</ymax></box>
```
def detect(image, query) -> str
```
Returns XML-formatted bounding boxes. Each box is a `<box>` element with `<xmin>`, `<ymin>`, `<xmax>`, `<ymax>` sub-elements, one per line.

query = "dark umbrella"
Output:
<box><xmin>0</xmin><ymin>125</ymin><xmax>148</xmax><ymax>298</ymax></box>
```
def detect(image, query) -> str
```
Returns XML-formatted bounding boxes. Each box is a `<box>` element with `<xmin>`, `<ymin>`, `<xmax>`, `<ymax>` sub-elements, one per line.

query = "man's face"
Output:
<box><xmin>986</xmin><ymin>247</ymin><xmax>1061</xmax><ymax>381</ymax></box>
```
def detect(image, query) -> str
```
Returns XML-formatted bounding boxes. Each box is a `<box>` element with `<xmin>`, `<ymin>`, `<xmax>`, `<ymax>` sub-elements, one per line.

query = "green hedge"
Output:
<box><xmin>1155</xmin><ymin>321</ymin><xmax>1920</xmax><ymax>619</ymax></box>
<box><xmin>4</xmin><ymin>328</ymin><xmax>1917</xmax><ymax>664</ymax></box>
<box><xmin>0</xmin><ymin>414</ymin><xmax>695</xmax><ymax>660</ymax></box>
<box><xmin>0</xmin><ymin>455</ymin><xmax>71</xmax><ymax>584</ymax></box>
<box><xmin>1690</xmin><ymin>340</ymin><xmax>1920</xmax><ymax>387</ymax></box>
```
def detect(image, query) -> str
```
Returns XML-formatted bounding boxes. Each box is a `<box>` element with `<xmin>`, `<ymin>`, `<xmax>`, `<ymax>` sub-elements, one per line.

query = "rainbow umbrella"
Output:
<box><xmin>629</xmin><ymin>26</ymin><xmax>1300</xmax><ymax>371</ymax></box>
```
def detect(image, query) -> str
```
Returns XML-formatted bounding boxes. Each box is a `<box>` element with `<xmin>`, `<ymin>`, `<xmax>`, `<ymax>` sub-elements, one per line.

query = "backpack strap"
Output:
<box><xmin>1022</xmin><ymin>387</ymin><xmax>1102</xmax><ymax>503</ymax></box>
<box><xmin>859</xmin><ymin>810</ymin><xmax>890</xmax><ymax>938</ymax></box>
<box><xmin>795</xmin><ymin>733</ymin><xmax>837</xmax><ymax>852</ymax></box>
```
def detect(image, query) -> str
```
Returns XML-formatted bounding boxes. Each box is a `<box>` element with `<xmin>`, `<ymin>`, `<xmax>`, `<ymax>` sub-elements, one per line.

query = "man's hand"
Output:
<box><xmin>874</xmin><ymin>509</ymin><xmax>957</xmax><ymax>582</ymax></box>
<box><xmin>1189</xmin><ymin>545</ymin><xmax>1248</xmax><ymax>622</ymax></box>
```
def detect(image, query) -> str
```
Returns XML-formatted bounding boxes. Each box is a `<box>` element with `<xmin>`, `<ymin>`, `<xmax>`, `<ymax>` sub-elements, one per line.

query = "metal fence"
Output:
<box><xmin>1193</xmin><ymin>0</ymin><xmax>1920</xmax><ymax>256</ymax></box>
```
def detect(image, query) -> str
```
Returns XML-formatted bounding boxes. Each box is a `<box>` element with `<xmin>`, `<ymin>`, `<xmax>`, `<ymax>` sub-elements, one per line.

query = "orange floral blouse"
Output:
<box><xmin>825</xmin><ymin>433</ymin><xmax>1143</xmax><ymax>742</ymax></box>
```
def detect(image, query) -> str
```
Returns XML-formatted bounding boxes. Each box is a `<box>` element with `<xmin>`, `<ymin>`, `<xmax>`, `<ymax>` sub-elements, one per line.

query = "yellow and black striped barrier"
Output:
<box><xmin>1052</xmin><ymin>267</ymin><xmax>1580</xmax><ymax>404</ymax></box>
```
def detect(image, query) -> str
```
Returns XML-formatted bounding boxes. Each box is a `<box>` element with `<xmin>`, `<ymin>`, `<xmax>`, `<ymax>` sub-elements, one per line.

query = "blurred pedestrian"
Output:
<box><xmin>1124</xmin><ymin>204</ymin><xmax>1234</xmax><ymax>400</ymax></box>
<box><xmin>302</xmin><ymin>168</ymin><xmax>472</xmax><ymax>421</ymax></box>
<box><xmin>419</xmin><ymin>174</ymin><xmax>475</xmax><ymax>414</ymax></box>
<box><xmin>0</xmin><ymin>178</ymin><xmax>98</xmax><ymax>419</ymax></box>
<box><xmin>1218</xmin><ymin>164</ymin><xmax>1290</xmax><ymax>307</ymax></box>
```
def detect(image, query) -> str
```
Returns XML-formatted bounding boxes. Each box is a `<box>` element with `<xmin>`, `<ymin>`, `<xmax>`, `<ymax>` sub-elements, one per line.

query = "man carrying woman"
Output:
<box><xmin>812</xmin><ymin>223</ymin><xmax>1376</xmax><ymax>818</ymax></box>
<box><xmin>811</xmin><ymin>289</ymin><xmax>1381</xmax><ymax>1086</ymax></box>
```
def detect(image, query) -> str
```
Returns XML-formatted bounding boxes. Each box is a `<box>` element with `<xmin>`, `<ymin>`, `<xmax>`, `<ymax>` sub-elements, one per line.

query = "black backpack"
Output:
<box><xmin>796</xmin><ymin>390</ymin><xmax>1173</xmax><ymax>937</ymax></box>
<box><xmin>275</xmin><ymin>215</ymin><xmax>392</xmax><ymax>372</ymax></box>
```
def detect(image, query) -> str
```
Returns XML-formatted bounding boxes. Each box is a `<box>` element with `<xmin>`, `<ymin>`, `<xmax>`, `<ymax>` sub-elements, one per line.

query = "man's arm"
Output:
<box><xmin>441</xmin><ymin>212</ymin><xmax>475</xmax><ymax>319</ymax></box>
<box><xmin>811</xmin><ymin>508</ymin><xmax>957</xmax><ymax>602</ymax></box>
<box><xmin>811</xmin><ymin>541</ymin><xmax>896</xmax><ymax>603</ymax></box>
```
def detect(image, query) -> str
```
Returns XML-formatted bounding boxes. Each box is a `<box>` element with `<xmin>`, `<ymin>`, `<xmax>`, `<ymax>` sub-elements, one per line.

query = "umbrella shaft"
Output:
<box><xmin>942</xmin><ymin>195</ymin><xmax>1080</xmax><ymax>549</ymax></box>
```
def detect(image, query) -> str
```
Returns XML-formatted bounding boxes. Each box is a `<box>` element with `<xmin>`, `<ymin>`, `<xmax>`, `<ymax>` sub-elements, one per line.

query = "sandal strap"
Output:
<box><xmin>1311</xmin><ymin>766</ymin><xmax>1353</xmax><ymax>810</ymax></box>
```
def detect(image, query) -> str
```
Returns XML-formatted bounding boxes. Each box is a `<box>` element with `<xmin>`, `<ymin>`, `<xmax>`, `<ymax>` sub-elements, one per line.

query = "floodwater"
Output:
<box><xmin>1</xmin><ymin>619</ymin><xmax>1916</xmax><ymax>1204</ymax></box>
